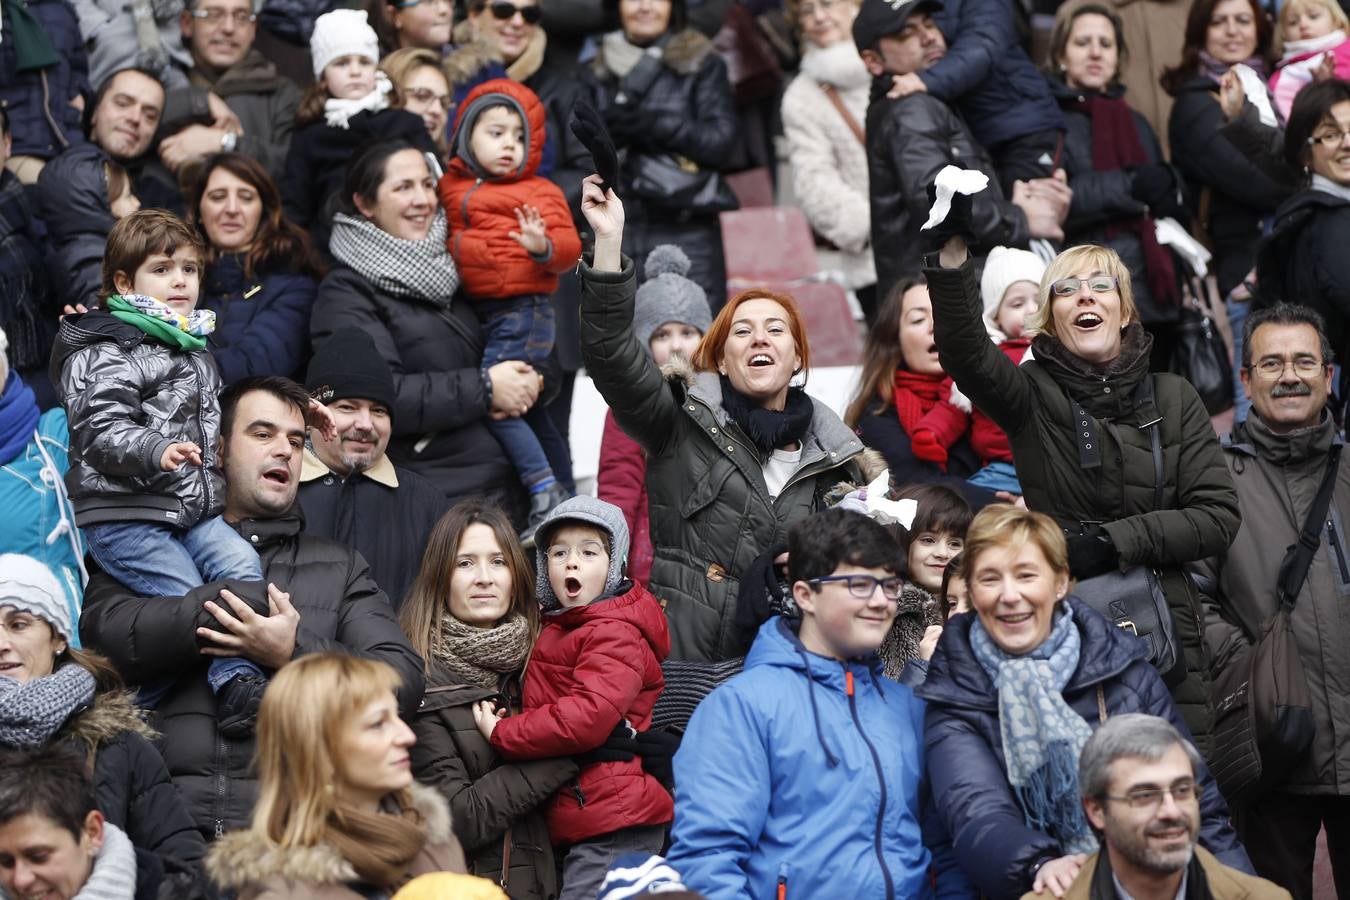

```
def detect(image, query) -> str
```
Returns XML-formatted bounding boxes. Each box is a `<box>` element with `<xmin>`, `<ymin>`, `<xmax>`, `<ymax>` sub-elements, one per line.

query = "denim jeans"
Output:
<box><xmin>967</xmin><ymin>461</ymin><xmax>1022</xmax><ymax>494</ymax></box>
<box><xmin>1228</xmin><ymin>296</ymin><xmax>1251</xmax><ymax>424</ymax></box>
<box><xmin>84</xmin><ymin>515</ymin><xmax>264</xmax><ymax>704</ymax></box>
<box><xmin>481</xmin><ymin>295</ymin><xmax>561</xmax><ymax>489</ymax></box>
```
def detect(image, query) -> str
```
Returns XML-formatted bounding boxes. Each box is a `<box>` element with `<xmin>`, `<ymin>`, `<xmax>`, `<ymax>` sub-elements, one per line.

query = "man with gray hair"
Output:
<box><xmin>1032</xmin><ymin>714</ymin><xmax>1288</xmax><ymax>900</ymax></box>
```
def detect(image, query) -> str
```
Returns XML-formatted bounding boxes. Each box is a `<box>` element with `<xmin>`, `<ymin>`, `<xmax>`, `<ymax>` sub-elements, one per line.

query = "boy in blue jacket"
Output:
<box><xmin>667</xmin><ymin>507</ymin><xmax>975</xmax><ymax>900</ymax></box>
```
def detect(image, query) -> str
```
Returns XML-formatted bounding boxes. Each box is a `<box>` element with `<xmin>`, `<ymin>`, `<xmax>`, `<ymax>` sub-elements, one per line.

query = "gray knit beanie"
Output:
<box><xmin>0</xmin><ymin>554</ymin><xmax>73</xmax><ymax>644</ymax></box>
<box><xmin>633</xmin><ymin>245</ymin><xmax>712</xmax><ymax>353</ymax></box>
<box><xmin>535</xmin><ymin>496</ymin><xmax>630</xmax><ymax>611</ymax></box>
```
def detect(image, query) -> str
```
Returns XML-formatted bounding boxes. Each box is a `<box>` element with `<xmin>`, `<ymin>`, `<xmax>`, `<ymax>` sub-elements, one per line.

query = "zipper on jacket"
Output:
<box><xmin>570</xmin><ymin>781</ymin><xmax>586</xmax><ymax>807</ymax></box>
<box><xmin>213</xmin><ymin>732</ymin><xmax>228</xmax><ymax>839</ymax></box>
<box><xmin>193</xmin><ymin>354</ymin><xmax>215</xmax><ymax>516</ymax></box>
<box><xmin>844</xmin><ymin>664</ymin><xmax>896</xmax><ymax>900</ymax></box>
<box><xmin>777</xmin><ymin>862</ymin><xmax>790</xmax><ymax>900</ymax></box>
<box><xmin>1328</xmin><ymin>517</ymin><xmax>1350</xmax><ymax>583</ymax></box>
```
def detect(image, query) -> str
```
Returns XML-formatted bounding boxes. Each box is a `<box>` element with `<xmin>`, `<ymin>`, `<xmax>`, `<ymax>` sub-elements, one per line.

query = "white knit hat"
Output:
<box><xmin>0</xmin><ymin>554</ymin><xmax>72</xmax><ymax>644</ymax></box>
<box><xmin>310</xmin><ymin>9</ymin><xmax>379</xmax><ymax>79</ymax></box>
<box><xmin>980</xmin><ymin>246</ymin><xmax>1046</xmax><ymax>341</ymax></box>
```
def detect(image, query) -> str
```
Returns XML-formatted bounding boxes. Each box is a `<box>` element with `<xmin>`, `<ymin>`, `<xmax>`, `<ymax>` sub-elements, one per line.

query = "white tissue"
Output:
<box><xmin>1232</xmin><ymin>63</ymin><xmax>1279</xmax><ymax>128</ymax></box>
<box><xmin>921</xmin><ymin>165</ymin><xmax>990</xmax><ymax>231</ymax></box>
<box><xmin>1155</xmin><ymin>217</ymin><xmax>1212</xmax><ymax>278</ymax></box>
<box><xmin>865</xmin><ymin>470</ymin><xmax>918</xmax><ymax>528</ymax></box>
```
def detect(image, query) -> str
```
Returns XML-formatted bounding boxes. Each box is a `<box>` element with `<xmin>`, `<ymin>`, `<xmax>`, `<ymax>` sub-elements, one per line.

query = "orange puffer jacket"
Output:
<box><xmin>438</xmin><ymin>78</ymin><xmax>582</xmax><ymax>300</ymax></box>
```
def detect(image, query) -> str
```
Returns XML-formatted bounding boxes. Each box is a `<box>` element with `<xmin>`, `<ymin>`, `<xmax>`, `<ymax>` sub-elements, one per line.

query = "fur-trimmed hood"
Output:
<box><xmin>590</xmin><ymin>28</ymin><xmax>715</xmax><ymax>78</ymax></box>
<box><xmin>444</xmin><ymin>23</ymin><xmax>546</xmax><ymax>86</ymax></box>
<box><xmin>59</xmin><ymin>689</ymin><xmax>157</xmax><ymax>754</ymax></box>
<box><xmin>205</xmin><ymin>783</ymin><xmax>454</xmax><ymax>890</ymax></box>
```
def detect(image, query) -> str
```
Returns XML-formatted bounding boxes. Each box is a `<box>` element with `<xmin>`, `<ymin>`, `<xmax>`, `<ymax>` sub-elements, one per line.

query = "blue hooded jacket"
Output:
<box><xmin>667</xmin><ymin>617</ymin><xmax>975</xmax><ymax>900</ymax></box>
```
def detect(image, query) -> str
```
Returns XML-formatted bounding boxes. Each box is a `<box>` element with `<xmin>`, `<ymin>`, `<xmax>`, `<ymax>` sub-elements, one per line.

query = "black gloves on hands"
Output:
<box><xmin>922</xmin><ymin>181</ymin><xmax>976</xmax><ymax>256</ymax></box>
<box><xmin>569</xmin><ymin>100</ymin><xmax>620</xmax><ymax>194</ymax></box>
<box><xmin>1129</xmin><ymin>164</ymin><xmax>1181</xmax><ymax>217</ymax></box>
<box><xmin>574</xmin><ymin>722</ymin><xmax>682</xmax><ymax>790</ymax></box>
<box><xmin>1066</xmin><ymin>533</ymin><xmax>1121</xmax><ymax>580</ymax></box>
<box><xmin>577</xmin><ymin>720</ymin><xmax>639</xmax><ymax>767</ymax></box>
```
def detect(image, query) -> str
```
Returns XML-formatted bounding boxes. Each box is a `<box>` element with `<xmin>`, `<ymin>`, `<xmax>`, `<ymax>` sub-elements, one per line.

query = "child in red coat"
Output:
<box><xmin>475</xmin><ymin>496</ymin><xmax>672</xmax><ymax>900</ymax></box>
<box><xmin>438</xmin><ymin>78</ymin><xmax>583</xmax><ymax>538</ymax></box>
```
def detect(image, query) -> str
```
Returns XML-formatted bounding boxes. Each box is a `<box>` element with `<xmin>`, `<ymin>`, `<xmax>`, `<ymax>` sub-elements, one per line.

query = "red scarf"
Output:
<box><xmin>1068</xmin><ymin>93</ymin><xmax>1179</xmax><ymax>308</ymax></box>
<box><xmin>892</xmin><ymin>369</ymin><xmax>968</xmax><ymax>447</ymax></box>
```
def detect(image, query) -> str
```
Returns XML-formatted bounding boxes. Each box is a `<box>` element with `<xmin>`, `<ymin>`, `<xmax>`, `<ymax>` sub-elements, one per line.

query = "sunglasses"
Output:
<box><xmin>488</xmin><ymin>1</ymin><xmax>542</xmax><ymax>22</ymax></box>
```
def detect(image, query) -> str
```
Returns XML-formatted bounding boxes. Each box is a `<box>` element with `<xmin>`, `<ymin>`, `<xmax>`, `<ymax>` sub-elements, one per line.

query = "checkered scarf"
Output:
<box><xmin>329</xmin><ymin>209</ymin><xmax>461</xmax><ymax>304</ymax></box>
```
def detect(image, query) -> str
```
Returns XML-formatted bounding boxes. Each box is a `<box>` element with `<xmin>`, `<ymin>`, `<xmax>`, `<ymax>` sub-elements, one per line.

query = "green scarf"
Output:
<box><xmin>107</xmin><ymin>295</ymin><xmax>209</xmax><ymax>351</ymax></box>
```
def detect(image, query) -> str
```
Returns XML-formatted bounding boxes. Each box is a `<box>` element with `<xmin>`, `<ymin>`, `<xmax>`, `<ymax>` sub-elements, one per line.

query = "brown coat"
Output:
<box><xmin>1020</xmin><ymin>847</ymin><xmax>1291</xmax><ymax>900</ymax></box>
<box><xmin>1054</xmin><ymin>0</ymin><xmax>1190</xmax><ymax>154</ymax></box>
<box><xmin>205</xmin><ymin>783</ymin><xmax>468</xmax><ymax>899</ymax></box>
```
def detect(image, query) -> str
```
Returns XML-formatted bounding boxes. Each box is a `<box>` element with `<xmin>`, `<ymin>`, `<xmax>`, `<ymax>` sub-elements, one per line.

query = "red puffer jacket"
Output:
<box><xmin>438</xmin><ymin>78</ymin><xmax>582</xmax><ymax>300</ymax></box>
<box><xmin>597</xmin><ymin>411</ymin><xmax>653</xmax><ymax>586</ymax></box>
<box><xmin>489</xmin><ymin>581</ymin><xmax>674</xmax><ymax>844</ymax></box>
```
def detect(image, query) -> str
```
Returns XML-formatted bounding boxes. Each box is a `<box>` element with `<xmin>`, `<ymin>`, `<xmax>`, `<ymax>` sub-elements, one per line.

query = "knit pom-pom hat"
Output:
<box><xmin>633</xmin><ymin>245</ymin><xmax>712</xmax><ymax>353</ymax></box>
<box><xmin>310</xmin><ymin>9</ymin><xmax>379</xmax><ymax>79</ymax></box>
<box><xmin>534</xmin><ymin>496</ymin><xmax>631</xmax><ymax>611</ymax></box>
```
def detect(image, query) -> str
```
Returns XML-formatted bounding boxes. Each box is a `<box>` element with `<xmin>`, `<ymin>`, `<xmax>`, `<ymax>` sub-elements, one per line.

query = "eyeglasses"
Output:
<box><xmin>1102</xmin><ymin>779</ymin><xmax>1198</xmax><ymax>811</ymax></box>
<box><xmin>1246</xmin><ymin>356</ymin><xmax>1326</xmax><ymax>379</ymax></box>
<box><xmin>797</xmin><ymin>0</ymin><xmax>838</xmax><ymax>19</ymax></box>
<box><xmin>1309</xmin><ymin>128</ymin><xmax>1350</xmax><ymax>148</ymax></box>
<box><xmin>190</xmin><ymin>7</ymin><xmax>256</xmax><ymax>25</ymax></box>
<box><xmin>489</xmin><ymin>1</ymin><xmax>543</xmax><ymax>23</ymax></box>
<box><xmin>392</xmin><ymin>0</ymin><xmax>452</xmax><ymax>8</ymax></box>
<box><xmin>403</xmin><ymin>86</ymin><xmax>453</xmax><ymax>110</ymax></box>
<box><xmin>1050</xmin><ymin>275</ymin><xmax>1118</xmax><ymax>297</ymax></box>
<box><xmin>809</xmin><ymin>574</ymin><xmax>905</xmax><ymax>600</ymax></box>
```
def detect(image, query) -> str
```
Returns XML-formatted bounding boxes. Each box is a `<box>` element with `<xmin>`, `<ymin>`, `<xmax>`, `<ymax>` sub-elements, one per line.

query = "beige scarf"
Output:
<box><xmin>430</xmin><ymin>614</ymin><xmax>532</xmax><ymax>689</ymax></box>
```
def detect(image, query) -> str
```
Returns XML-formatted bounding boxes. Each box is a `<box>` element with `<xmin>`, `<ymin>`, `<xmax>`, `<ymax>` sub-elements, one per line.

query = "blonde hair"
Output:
<box><xmin>960</xmin><ymin>504</ymin><xmax>1069</xmax><ymax>585</ymax></box>
<box><xmin>1275</xmin><ymin>0</ymin><xmax>1350</xmax><ymax>54</ymax></box>
<box><xmin>250</xmin><ymin>654</ymin><xmax>426</xmax><ymax>886</ymax></box>
<box><xmin>379</xmin><ymin>47</ymin><xmax>445</xmax><ymax>95</ymax></box>
<box><xmin>1027</xmin><ymin>244</ymin><xmax>1138</xmax><ymax>341</ymax></box>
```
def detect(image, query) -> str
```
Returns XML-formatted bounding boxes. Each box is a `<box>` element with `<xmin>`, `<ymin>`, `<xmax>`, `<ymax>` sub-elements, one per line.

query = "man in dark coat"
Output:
<box><xmin>79</xmin><ymin>375</ymin><xmax>425</xmax><ymax>841</ymax></box>
<box><xmin>299</xmin><ymin>329</ymin><xmax>447</xmax><ymax>611</ymax></box>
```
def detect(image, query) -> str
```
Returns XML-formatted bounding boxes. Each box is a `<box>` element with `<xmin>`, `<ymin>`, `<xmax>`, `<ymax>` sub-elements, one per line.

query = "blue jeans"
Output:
<box><xmin>84</xmin><ymin>515</ymin><xmax>264</xmax><ymax>704</ymax></box>
<box><xmin>1228</xmin><ymin>296</ymin><xmax>1252</xmax><ymax>424</ymax></box>
<box><xmin>481</xmin><ymin>295</ymin><xmax>563</xmax><ymax>490</ymax></box>
<box><xmin>967</xmin><ymin>461</ymin><xmax>1022</xmax><ymax>494</ymax></box>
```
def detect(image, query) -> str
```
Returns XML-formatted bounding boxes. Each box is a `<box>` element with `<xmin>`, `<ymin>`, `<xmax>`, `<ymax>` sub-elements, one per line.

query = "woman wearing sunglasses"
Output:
<box><xmin>922</xmin><ymin>229</ymin><xmax>1240</xmax><ymax>765</ymax></box>
<box><xmin>381</xmin><ymin>48</ymin><xmax>454</xmax><ymax>153</ymax></box>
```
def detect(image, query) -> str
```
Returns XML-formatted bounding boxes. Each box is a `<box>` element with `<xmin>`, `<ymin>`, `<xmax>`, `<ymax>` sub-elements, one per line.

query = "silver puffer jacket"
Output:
<box><xmin>50</xmin><ymin>310</ymin><xmax>224</xmax><ymax>528</ymax></box>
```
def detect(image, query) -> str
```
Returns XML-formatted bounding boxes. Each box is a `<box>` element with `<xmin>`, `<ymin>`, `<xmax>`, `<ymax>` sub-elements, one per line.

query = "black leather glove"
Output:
<box><xmin>1066</xmin><ymin>533</ymin><xmax>1121</xmax><ymax>580</ymax></box>
<box><xmin>575</xmin><ymin>720</ymin><xmax>639</xmax><ymax>767</ymax></box>
<box><xmin>569</xmin><ymin>100</ymin><xmax>620</xmax><ymax>194</ymax></box>
<box><xmin>603</xmin><ymin>107</ymin><xmax>659</xmax><ymax>149</ymax></box>
<box><xmin>636</xmin><ymin>727</ymin><xmax>682</xmax><ymax>788</ymax></box>
<box><xmin>922</xmin><ymin>181</ymin><xmax>976</xmax><ymax>256</ymax></box>
<box><xmin>1129</xmin><ymin>164</ymin><xmax>1179</xmax><ymax>216</ymax></box>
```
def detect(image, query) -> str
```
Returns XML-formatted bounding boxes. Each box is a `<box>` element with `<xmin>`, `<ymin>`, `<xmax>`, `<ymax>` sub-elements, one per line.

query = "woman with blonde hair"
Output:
<box><xmin>380</xmin><ymin>48</ymin><xmax>454</xmax><ymax>153</ymax></box>
<box><xmin>207</xmin><ymin>654</ymin><xmax>467</xmax><ymax>898</ymax></box>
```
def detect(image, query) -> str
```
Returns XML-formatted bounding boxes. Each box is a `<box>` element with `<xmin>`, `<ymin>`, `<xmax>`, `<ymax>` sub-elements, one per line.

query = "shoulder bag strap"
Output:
<box><xmin>1132</xmin><ymin>375</ymin><xmax>1164</xmax><ymax>510</ymax></box>
<box><xmin>819</xmin><ymin>83</ymin><xmax>866</xmax><ymax>145</ymax></box>
<box><xmin>1276</xmin><ymin>442</ymin><xmax>1343</xmax><ymax>608</ymax></box>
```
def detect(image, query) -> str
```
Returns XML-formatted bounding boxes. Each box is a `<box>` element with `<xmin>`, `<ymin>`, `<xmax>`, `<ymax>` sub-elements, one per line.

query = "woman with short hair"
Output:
<box><xmin>381</xmin><ymin>49</ymin><xmax>453</xmax><ymax>155</ymax></box>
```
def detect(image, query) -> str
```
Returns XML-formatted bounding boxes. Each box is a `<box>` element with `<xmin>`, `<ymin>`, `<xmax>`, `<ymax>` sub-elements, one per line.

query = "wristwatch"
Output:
<box><xmin>221</xmin><ymin>129</ymin><xmax>237</xmax><ymax>153</ymax></box>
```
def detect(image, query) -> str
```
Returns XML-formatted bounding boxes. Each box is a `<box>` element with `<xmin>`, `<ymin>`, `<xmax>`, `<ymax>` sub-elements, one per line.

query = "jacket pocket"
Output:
<box><xmin>680</xmin><ymin>456</ymin><xmax>736</xmax><ymax>519</ymax></box>
<box><xmin>1328</xmin><ymin>508</ymin><xmax>1350</xmax><ymax>595</ymax></box>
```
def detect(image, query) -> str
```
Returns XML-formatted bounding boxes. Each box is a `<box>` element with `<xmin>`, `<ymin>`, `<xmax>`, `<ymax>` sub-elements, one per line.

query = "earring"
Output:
<box><xmin>1059</xmin><ymin>62</ymin><xmax>1067</xmax><ymax>72</ymax></box>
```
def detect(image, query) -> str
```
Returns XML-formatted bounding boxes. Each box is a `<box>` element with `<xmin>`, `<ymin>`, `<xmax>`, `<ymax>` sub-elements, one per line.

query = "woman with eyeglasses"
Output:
<box><xmin>914</xmin><ymin>505</ymin><xmax>1248</xmax><ymax>900</ymax></box>
<box><xmin>1254</xmin><ymin>79</ymin><xmax>1350</xmax><ymax>398</ymax></box>
<box><xmin>921</xmin><ymin>228</ymin><xmax>1241</xmax><ymax>760</ymax></box>
<box><xmin>381</xmin><ymin>48</ymin><xmax>454</xmax><ymax>154</ymax></box>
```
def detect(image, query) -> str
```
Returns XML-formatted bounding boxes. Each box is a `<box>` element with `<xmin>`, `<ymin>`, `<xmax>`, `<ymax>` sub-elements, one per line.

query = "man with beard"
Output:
<box><xmin>1043</xmin><ymin>714</ymin><xmax>1288</xmax><ymax>900</ymax></box>
<box><xmin>299</xmin><ymin>328</ymin><xmax>447</xmax><ymax>610</ymax></box>
<box><xmin>78</xmin><ymin>374</ymin><xmax>424</xmax><ymax>841</ymax></box>
<box><xmin>1197</xmin><ymin>303</ymin><xmax>1350</xmax><ymax>900</ymax></box>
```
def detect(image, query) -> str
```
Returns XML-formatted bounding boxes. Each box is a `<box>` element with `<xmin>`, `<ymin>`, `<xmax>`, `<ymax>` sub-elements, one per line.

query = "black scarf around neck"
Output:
<box><xmin>718</xmin><ymin>376</ymin><xmax>814</xmax><ymax>458</ymax></box>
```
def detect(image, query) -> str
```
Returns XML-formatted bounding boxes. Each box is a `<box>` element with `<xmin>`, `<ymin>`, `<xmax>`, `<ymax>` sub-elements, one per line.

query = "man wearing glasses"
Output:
<box><xmin>1059</xmin><ymin>714</ymin><xmax>1289</xmax><ymax>900</ymax></box>
<box><xmin>156</xmin><ymin>0</ymin><xmax>300</xmax><ymax>178</ymax></box>
<box><xmin>1197</xmin><ymin>303</ymin><xmax>1350</xmax><ymax>900</ymax></box>
<box><xmin>667</xmin><ymin>507</ymin><xmax>973</xmax><ymax>900</ymax></box>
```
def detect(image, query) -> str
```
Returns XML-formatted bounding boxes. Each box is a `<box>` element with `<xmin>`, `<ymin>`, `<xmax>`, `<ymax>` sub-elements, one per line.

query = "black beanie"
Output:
<box><xmin>305</xmin><ymin>328</ymin><xmax>397</xmax><ymax>422</ymax></box>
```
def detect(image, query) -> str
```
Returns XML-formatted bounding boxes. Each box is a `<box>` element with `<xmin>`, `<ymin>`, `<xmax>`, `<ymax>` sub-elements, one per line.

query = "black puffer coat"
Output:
<box><xmin>79</xmin><ymin>509</ymin><xmax>425</xmax><ymax>840</ymax></box>
<box><xmin>34</xmin><ymin>142</ymin><xmax>117</xmax><ymax>310</ymax></box>
<box><xmin>1168</xmin><ymin>75</ymin><xmax>1290</xmax><ymax>296</ymax></box>
<box><xmin>865</xmin><ymin>81</ymin><xmax>1029</xmax><ymax>301</ymax></box>
<box><xmin>411</xmin><ymin>666</ymin><xmax>579</xmax><ymax>900</ymax></box>
<box><xmin>309</xmin><ymin>266</ymin><xmax>520</xmax><ymax>513</ymax></box>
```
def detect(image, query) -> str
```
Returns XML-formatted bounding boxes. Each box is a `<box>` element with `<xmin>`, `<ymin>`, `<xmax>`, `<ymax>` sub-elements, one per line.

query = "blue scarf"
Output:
<box><xmin>970</xmin><ymin>605</ymin><xmax>1097</xmax><ymax>854</ymax></box>
<box><xmin>0</xmin><ymin>375</ymin><xmax>40</xmax><ymax>466</ymax></box>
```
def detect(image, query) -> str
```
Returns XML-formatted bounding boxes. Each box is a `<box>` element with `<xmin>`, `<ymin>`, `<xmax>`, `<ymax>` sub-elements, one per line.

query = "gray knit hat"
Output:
<box><xmin>0</xmin><ymin>554</ymin><xmax>72</xmax><ymax>644</ymax></box>
<box><xmin>633</xmin><ymin>245</ymin><xmax>712</xmax><ymax>353</ymax></box>
<box><xmin>535</xmin><ymin>496</ymin><xmax>630</xmax><ymax>611</ymax></box>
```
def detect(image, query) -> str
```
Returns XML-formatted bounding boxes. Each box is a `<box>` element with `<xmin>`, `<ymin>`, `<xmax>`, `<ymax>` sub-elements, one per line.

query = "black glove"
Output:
<box><xmin>922</xmin><ymin>181</ymin><xmax>976</xmax><ymax>256</ymax></box>
<box><xmin>569</xmin><ymin>100</ymin><xmax>620</xmax><ymax>195</ymax></box>
<box><xmin>602</xmin><ymin>107</ymin><xmax>660</xmax><ymax>149</ymax></box>
<box><xmin>733</xmin><ymin>541</ymin><xmax>791</xmax><ymax>655</ymax></box>
<box><xmin>1128</xmin><ymin>164</ymin><xmax>1179</xmax><ymax>216</ymax></box>
<box><xmin>636</xmin><ymin>727</ymin><xmax>682</xmax><ymax>788</ymax></box>
<box><xmin>575</xmin><ymin>720</ymin><xmax>639</xmax><ymax>767</ymax></box>
<box><xmin>1066</xmin><ymin>533</ymin><xmax>1121</xmax><ymax>580</ymax></box>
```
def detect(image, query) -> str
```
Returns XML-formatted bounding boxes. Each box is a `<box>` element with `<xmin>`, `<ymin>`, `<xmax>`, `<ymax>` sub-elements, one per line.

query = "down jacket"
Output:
<box><xmin>917</xmin><ymin>599</ymin><xmax>1249</xmax><ymax>900</ymax></box>
<box><xmin>866</xmin><ymin>83</ymin><xmax>1029</xmax><ymax>301</ymax></box>
<box><xmin>578</xmin><ymin>257</ymin><xmax>866</xmax><ymax>661</ymax></box>
<box><xmin>79</xmin><ymin>508</ymin><xmax>426</xmax><ymax>839</ymax></box>
<box><xmin>34</xmin><ymin>142</ymin><xmax>118</xmax><ymax>310</ymax></box>
<box><xmin>489</xmin><ymin>581</ymin><xmax>673</xmax><ymax>845</ymax></box>
<box><xmin>1199</xmin><ymin>414</ymin><xmax>1350</xmax><ymax>795</ymax></box>
<box><xmin>667</xmin><ymin>617</ymin><xmax>975</xmax><ymax>900</ymax></box>
<box><xmin>200</xmin><ymin>255</ymin><xmax>317</xmax><ymax>384</ymax></box>
<box><xmin>0</xmin><ymin>0</ymin><xmax>88</xmax><ymax>159</ymax></box>
<box><xmin>439</xmin><ymin>79</ymin><xmax>582</xmax><ymax>300</ymax></box>
<box><xmin>411</xmin><ymin>666</ymin><xmax>579</xmax><ymax>900</ymax></box>
<box><xmin>925</xmin><ymin>259</ymin><xmax>1242</xmax><ymax>749</ymax></box>
<box><xmin>50</xmin><ymin>310</ymin><xmax>224</xmax><ymax>529</ymax></box>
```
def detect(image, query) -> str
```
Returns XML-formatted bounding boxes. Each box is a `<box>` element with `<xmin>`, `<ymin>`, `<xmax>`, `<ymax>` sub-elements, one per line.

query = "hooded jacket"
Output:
<box><xmin>578</xmin><ymin>257</ymin><xmax>867</xmax><ymax>661</ymax></box>
<box><xmin>439</xmin><ymin>79</ymin><xmax>582</xmax><ymax>300</ymax></box>
<box><xmin>918</xmin><ymin>599</ymin><xmax>1248</xmax><ymax>900</ymax></box>
<box><xmin>924</xmin><ymin>259</ymin><xmax>1241</xmax><ymax>749</ymax></box>
<box><xmin>488</xmin><ymin>577</ymin><xmax>674</xmax><ymax>845</ymax></box>
<box><xmin>50</xmin><ymin>309</ymin><xmax>225</xmax><ymax>529</ymax></box>
<box><xmin>206</xmin><ymin>783</ymin><xmax>467</xmax><ymax>899</ymax></box>
<box><xmin>667</xmin><ymin>617</ymin><xmax>974</xmax><ymax>900</ymax></box>
<box><xmin>35</xmin><ymin>142</ymin><xmax>119</xmax><ymax>310</ymax></box>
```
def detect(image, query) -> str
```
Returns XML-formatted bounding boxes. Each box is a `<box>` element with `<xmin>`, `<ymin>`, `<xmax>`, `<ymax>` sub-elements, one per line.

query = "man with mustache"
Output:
<box><xmin>1042</xmin><ymin>714</ymin><xmax>1288</xmax><ymax>900</ymax></box>
<box><xmin>299</xmin><ymin>328</ymin><xmax>447</xmax><ymax>610</ymax></box>
<box><xmin>1197</xmin><ymin>303</ymin><xmax>1350</xmax><ymax>900</ymax></box>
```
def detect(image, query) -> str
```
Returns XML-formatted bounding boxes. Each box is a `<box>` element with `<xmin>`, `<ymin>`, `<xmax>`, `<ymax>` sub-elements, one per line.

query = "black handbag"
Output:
<box><xmin>625</xmin><ymin>151</ymin><xmax>740</xmax><ymax>215</ymax></box>
<box><xmin>1170</xmin><ymin>296</ymin><xmax>1233</xmax><ymax>415</ymax></box>
<box><xmin>1068</xmin><ymin>377</ymin><xmax>1186</xmax><ymax>686</ymax></box>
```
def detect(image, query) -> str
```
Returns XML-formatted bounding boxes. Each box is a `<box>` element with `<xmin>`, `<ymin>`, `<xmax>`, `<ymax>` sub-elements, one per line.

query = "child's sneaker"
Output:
<box><xmin>520</xmin><ymin>483</ymin><xmax>572</xmax><ymax>549</ymax></box>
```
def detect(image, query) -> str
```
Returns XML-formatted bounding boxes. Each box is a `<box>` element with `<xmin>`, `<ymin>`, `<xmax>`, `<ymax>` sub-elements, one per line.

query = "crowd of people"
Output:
<box><xmin>3</xmin><ymin>0</ymin><xmax>1350</xmax><ymax>895</ymax></box>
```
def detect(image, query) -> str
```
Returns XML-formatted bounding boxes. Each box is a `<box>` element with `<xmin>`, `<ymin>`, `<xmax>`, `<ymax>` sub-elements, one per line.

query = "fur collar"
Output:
<box><xmin>590</xmin><ymin>28</ymin><xmax>715</xmax><ymax>79</ymax></box>
<box><xmin>445</xmin><ymin>24</ymin><xmax>547</xmax><ymax>85</ymax></box>
<box><xmin>206</xmin><ymin>783</ymin><xmax>452</xmax><ymax>889</ymax></box>
<box><xmin>60</xmin><ymin>690</ymin><xmax>156</xmax><ymax>753</ymax></box>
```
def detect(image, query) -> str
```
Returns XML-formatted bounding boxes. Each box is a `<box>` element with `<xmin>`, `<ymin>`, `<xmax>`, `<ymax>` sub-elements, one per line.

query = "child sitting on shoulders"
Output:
<box><xmin>1270</xmin><ymin>0</ymin><xmax>1350</xmax><ymax>122</ymax></box>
